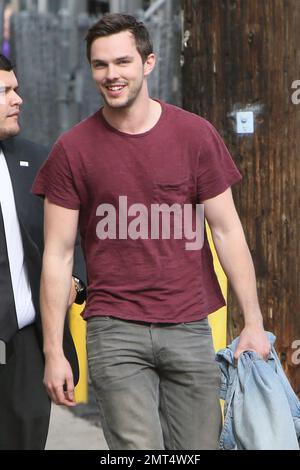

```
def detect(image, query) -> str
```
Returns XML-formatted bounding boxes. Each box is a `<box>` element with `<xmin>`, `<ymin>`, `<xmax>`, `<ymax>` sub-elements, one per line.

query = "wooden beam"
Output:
<box><xmin>182</xmin><ymin>0</ymin><xmax>300</xmax><ymax>395</ymax></box>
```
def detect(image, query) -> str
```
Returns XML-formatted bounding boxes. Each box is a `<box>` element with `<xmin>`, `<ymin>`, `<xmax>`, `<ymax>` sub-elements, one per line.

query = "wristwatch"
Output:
<box><xmin>72</xmin><ymin>276</ymin><xmax>86</xmax><ymax>305</ymax></box>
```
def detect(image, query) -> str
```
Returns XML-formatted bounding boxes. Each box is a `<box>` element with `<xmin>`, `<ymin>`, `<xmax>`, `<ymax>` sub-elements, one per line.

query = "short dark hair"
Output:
<box><xmin>0</xmin><ymin>54</ymin><xmax>13</xmax><ymax>71</ymax></box>
<box><xmin>85</xmin><ymin>13</ymin><xmax>153</xmax><ymax>63</ymax></box>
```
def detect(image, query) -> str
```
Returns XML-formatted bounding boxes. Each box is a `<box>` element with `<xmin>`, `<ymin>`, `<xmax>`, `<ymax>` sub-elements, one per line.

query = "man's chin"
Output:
<box><xmin>103</xmin><ymin>94</ymin><xmax>139</xmax><ymax>111</ymax></box>
<box><xmin>103</xmin><ymin>97</ymin><xmax>129</xmax><ymax>109</ymax></box>
<box><xmin>0</xmin><ymin>125</ymin><xmax>20</xmax><ymax>140</ymax></box>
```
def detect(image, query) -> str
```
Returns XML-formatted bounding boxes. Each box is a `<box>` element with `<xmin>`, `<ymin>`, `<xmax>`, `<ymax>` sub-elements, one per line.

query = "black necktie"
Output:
<box><xmin>0</xmin><ymin>203</ymin><xmax>18</xmax><ymax>343</ymax></box>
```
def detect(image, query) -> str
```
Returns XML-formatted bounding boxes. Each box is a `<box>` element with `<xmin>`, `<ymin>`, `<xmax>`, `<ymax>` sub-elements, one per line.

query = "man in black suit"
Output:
<box><xmin>0</xmin><ymin>54</ymin><xmax>85</xmax><ymax>450</ymax></box>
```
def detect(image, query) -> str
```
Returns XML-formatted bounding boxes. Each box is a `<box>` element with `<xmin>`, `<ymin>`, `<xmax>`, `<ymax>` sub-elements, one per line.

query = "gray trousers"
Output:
<box><xmin>87</xmin><ymin>316</ymin><xmax>222</xmax><ymax>450</ymax></box>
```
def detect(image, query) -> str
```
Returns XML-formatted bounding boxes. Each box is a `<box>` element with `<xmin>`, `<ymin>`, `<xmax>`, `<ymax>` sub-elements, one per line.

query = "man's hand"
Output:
<box><xmin>43</xmin><ymin>354</ymin><xmax>76</xmax><ymax>407</ymax></box>
<box><xmin>234</xmin><ymin>324</ymin><xmax>271</xmax><ymax>364</ymax></box>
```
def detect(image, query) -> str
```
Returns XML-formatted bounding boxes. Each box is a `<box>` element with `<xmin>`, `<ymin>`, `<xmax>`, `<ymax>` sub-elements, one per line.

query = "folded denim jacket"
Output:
<box><xmin>216</xmin><ymin>332</ymin><xmax>300</xmax><ymax>450</ymax></box>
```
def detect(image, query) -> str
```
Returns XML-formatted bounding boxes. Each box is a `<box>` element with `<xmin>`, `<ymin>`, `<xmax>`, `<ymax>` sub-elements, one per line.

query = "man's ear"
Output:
<box><xmin>144</xmin><ymin>53</ymin><xmax>156</xmax><ymax>77</ymax></box>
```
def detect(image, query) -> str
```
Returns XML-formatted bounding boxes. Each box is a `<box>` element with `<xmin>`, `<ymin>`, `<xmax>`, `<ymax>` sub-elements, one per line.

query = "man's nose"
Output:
<box><xmin>12</xmin><ymin>90</ymin><xmax>23</xmax><ymax>107</ymax></box>
<box><xmin>106</xmin><ymin>64</ymin><xmax>120</xmax><ymax>81</ymax></box>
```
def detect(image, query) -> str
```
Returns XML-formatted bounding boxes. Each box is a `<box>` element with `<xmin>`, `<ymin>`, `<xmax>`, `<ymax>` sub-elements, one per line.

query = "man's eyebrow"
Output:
<box><xmin>0</xmin><ymin>86</ymin><xmax>12</xmax><ymax>92</ymax></box>
<box><xmin>91</xmin><ymin>59</ymin><xmax>107</xmax><ymax>66</ymax></box>
<box><xmin>115</xmin><ymin>56</ymin><xmax>134</xmax><ymax>61</ymax></box>
<box><xmin>91</xmin><ymin>56</ymin><xmax>134</xmax><ymax>65</ymax></box>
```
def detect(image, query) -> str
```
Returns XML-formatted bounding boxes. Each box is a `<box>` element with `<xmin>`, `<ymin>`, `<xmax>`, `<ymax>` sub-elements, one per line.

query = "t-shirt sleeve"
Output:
<box><xmin>197</xmin><ymin>121</ymin><xmax>242</xmax><ymax>202</ymax></box>
<box><xmin>31</xmin><ymin>140</ymin><xmax>81</xmax><ymax>210</ymax></box>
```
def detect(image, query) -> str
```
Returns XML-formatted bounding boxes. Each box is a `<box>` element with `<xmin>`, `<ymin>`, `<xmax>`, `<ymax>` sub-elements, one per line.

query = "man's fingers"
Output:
<box><xmin>47</xmin><ymin>385</ymin><xmax>61</xmax><ymax>404</ymax></box>
<box><xmin>55</xmin><ymin>383</ymin><xmax>76</xmax><ymax>406</ymax></box>
<box><xmin>45</xmin><ymin>382</ymin><xmax>76</xmax><ymax>406</ymax></box>
<box><xmin>55</xmin><ymin>383</ymin><xmax>69</xmax><ymax>405</ymax></box>
<box><xmin>45</xmin><ymin>384</ymin><xmax>57</xmax><ymax>403</ymax></box>
<box><xmin>233</xmin><ymin>350</ymin><xmax>241</xmax><ymax>367</ymax></box>
<box><xmin>64</xmin><ymin>376</ymin><xmax>75</xmax><ymax>403</ymax></box>
<box><xmin>47</xmin><ymin>382</ymin><xmax>65</xmax><ymax>405</ymax></box>
<box><xmin>262</xmin><ymin>348</ymin><xmax>271</xmax><ymax>361</ymax></box>
<box><xmin>234</xmin><ymin>348</ymin><xmax>245</xmax><ymax>360</ymax></box>
<box><xmin>43</xmin><ymin>358</ymin><xmax>76</xmax><ymax>406</ymax></box>
<box><xmin>234</xmin><ymin>346</ymin><xmax>271</xmax><ymax>366</ymax></box>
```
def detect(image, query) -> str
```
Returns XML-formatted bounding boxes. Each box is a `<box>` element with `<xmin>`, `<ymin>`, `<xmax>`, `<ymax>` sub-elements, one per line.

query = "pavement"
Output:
<box><xmin>45</xmin><ymin>404</ymin><xmax>108</xmax><ymax>450</ymax></box>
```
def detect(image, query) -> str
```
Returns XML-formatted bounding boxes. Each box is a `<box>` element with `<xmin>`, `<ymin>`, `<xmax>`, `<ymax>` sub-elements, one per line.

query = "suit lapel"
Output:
<box><xmin>0</xmin><ymin>137</ymin><xmax>41</xmax><ymax>317</ymax></box>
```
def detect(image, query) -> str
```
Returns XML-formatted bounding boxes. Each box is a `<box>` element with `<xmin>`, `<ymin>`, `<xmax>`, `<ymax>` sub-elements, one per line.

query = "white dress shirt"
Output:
<box><xmin>0</xmin><ymin>149</ymin><xmax>36</xmax><ymax>329</ymax></box>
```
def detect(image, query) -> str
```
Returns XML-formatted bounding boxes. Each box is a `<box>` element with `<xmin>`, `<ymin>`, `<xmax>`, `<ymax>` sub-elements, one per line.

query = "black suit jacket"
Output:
<box><xmin>1</xmin><ymin>136</ymin><xmax>84</xmax><ymax>385</ymax></box>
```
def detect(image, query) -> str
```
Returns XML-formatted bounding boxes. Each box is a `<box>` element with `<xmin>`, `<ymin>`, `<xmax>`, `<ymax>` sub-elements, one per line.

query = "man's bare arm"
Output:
<box><xmin>204</xmin><ymin>187</ymin><xmax>270</xmax><ymax>360</ymax></box>
<box><xmin>41</xmin><ymin>198</ymin><xmax>79</xmax><ymax>406</ymax></box>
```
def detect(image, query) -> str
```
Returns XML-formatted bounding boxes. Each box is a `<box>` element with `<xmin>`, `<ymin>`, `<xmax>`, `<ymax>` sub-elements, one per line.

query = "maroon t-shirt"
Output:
<box><xmin>32</xmin><ymin>101</ymin><xmax>242</xmax><ymax>323</ymax></box>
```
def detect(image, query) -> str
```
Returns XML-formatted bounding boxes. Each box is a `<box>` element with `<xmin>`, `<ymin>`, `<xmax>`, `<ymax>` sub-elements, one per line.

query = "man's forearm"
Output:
<box><xmin>40</xmin><ymin>251</ymin><xmax>74</xmax><ymax>357</ymax></box>
<box><xmin>211</xmin><ymin>225</ymin><xmax>263</xmax><ymax>327</ymax></box>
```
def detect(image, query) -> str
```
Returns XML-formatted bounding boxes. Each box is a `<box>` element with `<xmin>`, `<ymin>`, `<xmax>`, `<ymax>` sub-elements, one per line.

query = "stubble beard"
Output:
<box><xmin>100</xmin><ymin>77</ymin><xmax>144</xmax><ymax>110</ymax></box>
<box><xmin>0</xmin><ymin>121</ymin><xmax>20</xmax><ymax>140</ymax></box>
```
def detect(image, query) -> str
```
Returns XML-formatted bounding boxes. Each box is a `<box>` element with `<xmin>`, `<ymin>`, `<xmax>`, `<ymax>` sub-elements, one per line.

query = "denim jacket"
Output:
<box><xmin>216</xmin><ymin>332</ymin><xmax>300</xmax><ymax>450</ymax></box>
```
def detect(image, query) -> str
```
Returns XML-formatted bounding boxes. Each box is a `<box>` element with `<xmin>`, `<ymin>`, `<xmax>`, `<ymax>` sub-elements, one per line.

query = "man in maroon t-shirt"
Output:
<box><xmin>32</xmin><ymin>13</ymin><xmax>270</xmax><ymax>450</ymax></box>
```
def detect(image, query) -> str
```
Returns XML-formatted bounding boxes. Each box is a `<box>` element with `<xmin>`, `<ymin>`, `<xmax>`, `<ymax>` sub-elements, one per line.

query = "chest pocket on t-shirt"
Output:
<box><xmin>152</xmin><ymin>179</ymin><xmax>190</xmax><ymax>205</ymax></box>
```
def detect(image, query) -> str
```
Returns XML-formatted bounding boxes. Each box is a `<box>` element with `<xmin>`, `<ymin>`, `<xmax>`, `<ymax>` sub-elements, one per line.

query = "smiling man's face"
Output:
<box><xmin>0</xmin><ymin>70</ymin><xmax>22</xmax><ymax>140</ymax></box>
<box><xmin>90</xmin><ymin>30</ymin><xmax>152</xmax><ymax>110</ymax></box>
